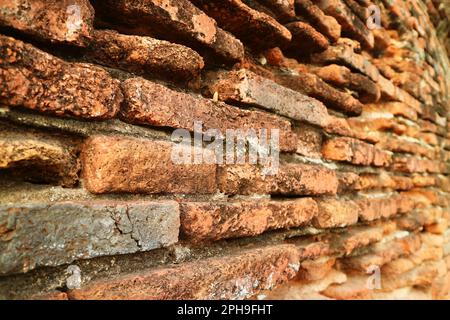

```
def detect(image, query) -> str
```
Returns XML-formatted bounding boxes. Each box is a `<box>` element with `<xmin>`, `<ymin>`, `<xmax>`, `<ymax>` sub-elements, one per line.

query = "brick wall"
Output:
<box><xmin>0</xmin><ymin>0</ymin><xmax>449</xmax><ymax>300</ymax></box>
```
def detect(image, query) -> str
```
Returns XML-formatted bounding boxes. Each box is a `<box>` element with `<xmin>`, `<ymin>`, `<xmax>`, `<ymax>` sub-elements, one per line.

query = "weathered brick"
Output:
<box><xmin>85</xmin><ymin>30</ymin><xmax>204</xmax><ymax>84</ymax></box>
<box><xmin>218</xmin><ymin>163</ymin><xmax>338</xmax><ymax>195</ymax></box>
<box><xmin>254</xmin><ymin>0</ymin><xmax>296</xmax><ymax>21</ymax></box>
<box><xmin>67</xmin><ymin>245</ymin><xmax>300</xmax><ymax>300</ymax></box>
<box><xmin>91</xmin><ymin>0</ymin><xmax>244</xmax><ymax>64</ymax></box>
<box><xmin>0</xmin><ymin>124</ymin><xmax>80</xmax><ymax>187</ymax></box>
<box><xmin>363</xmin><ymin>102</ymin><xmax>418</xmax><ymax>121</ymax></box>
<box><xmin>391</xmin><ymin>156</ymin><xmax>444</xmax><ymax>174</ymax></box>
<box><xmin>295</xmin><ymin>0</ymin><xmax>341</xmax><ymax>42</ymax></box>
<box><xmin>297</xmin><ymin>257</ymin><xmax>336</xmax><ymax>282</ymax></box>
<box><xmin>203</xmin><ymin>69</ymin><xmax>331</xmax><ymax>126</ymax></box>
<box><xmin>322</xmin><ymin>137</ymin><xmax>392</xmax><ymax>167</ymax></box>
<box><xmin>312</xmin><ymin>41</ymin><xmax>380</xmax><ymax>81</ymax></box>
<box><xmin>82</xmin><ymin>136</ymin><xmax>217</xmax><ymax>194</ymax></box>
<box><xmin>338</xmin><ymin>234</ymin><xmax>422</xmax><ymax>273</ymax></box>
<box><xmin>313</xmin><ymin>64</ymin><xmax>381</xmax><ymax>103</ymax></box>
<box><xmin>317</xmin><ymin>0</ymin><xmax>374</xmax><ymax>48</ymax></box>
<box><xmin>355</xmin><ymin>195</ymin><xmax>415</xmax><ymax>222</ymax></box>
<box><xmin>312</xmin><ymin>198</ymin><xmax>360</xmax><ymax>229</ymax></box>
<box><xmin>0</xmin><ymin>201</ymin><xmax>180</xmax><ymax>275</ymax></box>
<box><xmin>180</xmin><ymin>198</ymin><xmax>318</xmax><ymax>241</ymax></box>
<box><xmin>284</xmin><ymin>22</ymin><xmax>329</xmax><ymax>55</ymax></box>
<box><xmin>0</xmin><ymin>0</ymin><xmax>94</xmax><ymax>46</ymax></box>
<box><xmin>274</xmin><ymin>69</ymin><xmax>364</xmax><ymax>115</ymax></box>
<box><xmin>121</xmin><ymin>77</ymin><xmax>298</xmax><ymax>152</ymax></box>
<box><xmin>0</xmin><ymin>35</ymin><xmax>122</xmax><ymax>120</ymax></box>
<box><xmin>377</xmin><ymin>136</ymin><xmax>436</xmax><ymax>160</ymax></box>
<box><xmin>293</xmin><ymin>124</ymin><xmax>323</xmax><ymax>158</ymax></box>
<box><xmin>381</xmin><ymin>261</ymin><xmax>447</xmax><ymax>293</ymax></box>
<box><xmin>192</xmin><ymin>0</ymin><xmax>292</xmax><ymax>49</ymax></box>
<box><xmin>354</xmin><ymin>173</ymin><xmax>414</xmax><ymax>191</ymax></box>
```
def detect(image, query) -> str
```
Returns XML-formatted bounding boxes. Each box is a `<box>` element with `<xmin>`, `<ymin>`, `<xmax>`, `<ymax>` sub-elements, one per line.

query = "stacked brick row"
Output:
<box><xmin>0</xmin><ymin>0</ymin><xmax>449</xmax><ymax>300</ymax></box>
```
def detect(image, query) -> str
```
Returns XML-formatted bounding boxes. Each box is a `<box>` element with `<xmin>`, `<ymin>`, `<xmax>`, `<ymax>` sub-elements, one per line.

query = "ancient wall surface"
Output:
<box><xmin>1</xmin><ymin>0</ymin><xmax>450</xmax><ymax>300</ymax></box>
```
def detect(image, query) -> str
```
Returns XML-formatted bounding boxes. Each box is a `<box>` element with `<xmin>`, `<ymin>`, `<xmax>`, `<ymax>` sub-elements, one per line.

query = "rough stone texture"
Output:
<box><xmin>0</xmin><ymin>124</ymin><xmax>80</xmax><ymax>187</ymax></box>
<box><xmin>180</xmin><ymin>198</ymin><xmax>318</xmax><ymax>241</ymax></box>
<box><xmin>67</xmin><ymin>245</ymin><xmax>300</xmax><ymax>300</ymax></box>
<box><xmin>218</xmin><ymin>163</ymin><xmax>339</xmax><ymax>195</ymax></box>
<box><xmin>0</xmin><ymin>35</ymin><xmax>122</xmax><ymax>120</ymax></box>
<box><xmin>85</xmin><ymin>30</ymin><xmax>204</xmax><ymax>84</ymax></box>
<box><xmin>192</xmin><ymin>0</ymin><xmax>292</xmax><ymax>49</ymax></box>
<box><xmin>121</xmin><ymin>77</ymin><xmax>298</xmax><ymax>152</ymax></box>
<box><xmin>0</xmin><ymin>0</ymin><xmax>94</xmax><ymax>46</ymax></box>
<box><xmin>0</xmin><ymin>201</ymin><xmax>180</xmax><ymax>275</ymax></box>
<box><xmin>81</xmin><ymin>136</ymin><xmax>217</xmax><ymax>194</ymax></box>
<box><xmin>203</xmin><ymin>69</ymin><xmax>331</xmax><ymax>127</ymax></box>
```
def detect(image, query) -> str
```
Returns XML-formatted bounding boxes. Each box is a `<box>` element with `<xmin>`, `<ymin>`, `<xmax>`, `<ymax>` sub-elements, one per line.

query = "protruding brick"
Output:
<box><xmin>0</xmin><ymin>35</ymin><xmax>122</xmax><ymax>120</ymax></box>
<box><xmin>0</xmin><ymin>0</ymin><xmax>94</xmax><ymax>46</ymax></box>
<box><xmin>0</xmin><ymin>124</ymin><xmax>80</xmax><ymax>187</ymax></box>
<box><xmin>67</xmin><ymin>245</ymin><xmax>301</xmax><ymax>300</ymax></box>
<box><xmin>275</xmin><ymin>71</ymin><xmax>364</xmax><ymax>115</ymax></box>
<box><xmin>180</xmin><ymin>198</ymin><xmax>318</xmax><ymax>241</ymax></box>
<box><xmin>312</xmin><ymin>41</ymin><xmax>380</xmax><ymax>81</ymax></box>
<box><xmin>85</xmin><ymin>30</ymin><xmax>204</xmax><ymax>84</ymax></box>
<box><xmin>255</xmin><ymin>0</ymin><xmax>296</xmax><ymax>21</ymax></box>
<box><xmin>355</xmin><ymin>195</ymin><xmax>415</xmax><ymax>222</ymax></box>
<box><xmin>313</xmin><ymin>198</ymin><xmax>360</xmax><ymax>229</ymax></box>
<box><xmin>203</xmin><ymin>69</ymin><xmax>330</xmax><ymax>127</ymax></box>
<box><xmin>295</xmin><ymin>0</ymin><xmax>341</xmax><ymax>42</ymax></box>
<box><xmin>313</xmin><ymin>64</ymin><xmax>381</xmax><ymax>103</ymax></box>
<box><xmin>322</xmin><ymin>137</ymin><xmax>392</xmax><ymax>167</ymax></box>
<box><xmin>317</xmin><ymin>0</ymin><xmax>374</xmax><ymax>48</ymax></box>
<box><xmin>284</xmin><ymin>22</ymin><xmax>329</xmax><ymax>55</ymax></box>
<box><xmin>121</xmin><ymin>77</ymin><xmax>298</xmax><ymax>152</ymax></box>
<box><xmin>82</xmin><ymin>136</ymin><xmax>217</xmax><ymax>194</ymax></box>
<box><xmin>192</xmin><ymin>0</ymin><xmax>292</xmax><ymax>49</ymax></box>
<box><xmin>0</xmin><ymin>201</ymin><xmax>180</xmax><ymax>275</ymax></box>
<box><xmin>218</xmin><ymin>163</ymin><xmax>339</xmax><ymax>195</ymax></box>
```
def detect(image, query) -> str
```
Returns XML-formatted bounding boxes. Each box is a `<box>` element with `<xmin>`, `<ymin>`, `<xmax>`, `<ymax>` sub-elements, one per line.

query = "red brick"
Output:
<box><xmin>0</xmin><ymin>0</ymin><xmax>94</xmax><ymax>46</ymax></box>
<box><xmin>67</xmin><ymin>245</ymin><xmax>301</xmax><ymax>300</ymax></box>
<box><xmin>313</xmin><ymin>64</ymin><xmax>381</xmax><ymax>103</ymax></box>
<box><xmin>203</xmin><ymin>69</ymin><xmax>331</xmax><ymax>127</ymax></box>
<box><xmin>313</xmin><ymin>198</ymin><xmax>360</xmax><ymax>229</ymax></box>
<box><xmin>0</xmin><ymin>124</ymin><xmax>80</xmax><ymax>187</ymax></box>
<box><xmin>295</xmin><ymin>0</ymin><xmax>341</xmax><ymax>42</ymax></box>
<box><xmin>92</xmin><ymin>0</ymin><xmax>244</xmax><ymax>64</ymax></box>
<box><xmin>355</xmin><ymin>195</ymin><xmax>415</xmax><ymax>222</ymax></box>
<box><xmin>322</xmin><ymin>137</ymin><xmax>392</xmax><ymax>167</ymax></box>
<box><xmin>391</xmin><ymin>156</ymin><xmax>444</xmax><ymax>174</ymax></box>
<box><xmin>293</xmin><ymin>124</ymin><xmax>323</xmax><ymax>158</ymax></box>
<box><xmin>85</xmin><ymin>30</ymin><xmax>204</xmax><ymax>84</ymax></box>
<box><xmin>284</xmin><ymin>22</ymin><xmax>329</xmax><ymax>55</ymax></box>
<box><xmin>218</xmin><ymin>163</ymin><xmax>338</xmax><ymax>196</ymax></box>
<box><xmin>121</xmin><ymin>77</ymin><xmax>298</xmax><ymax>152</ymax></box>
<box><xmin>192</xmin><ymin>0</ymin><xmax>292</xmax><ymax>49</ymax></box>
<box><xmin>82</xmin><ymin>136</ymin><xmax>217</xmax><ymax>194</ymax></box>
<box><xmin>180</xmin><ymin>198</ymin><xmax>318</xmax><ymax>241</ymax></box>
<box><xmin>297</xmin><ymin>257</ymin><xmax>336</xmax><ymax>282</ymax></box>
<box><xmin>255</xmin><ymin>0</ymin><xmax>296</xmax><ymax>21</ymax></box>
<box><xmin>338</xmin><ymin>234</ymin><xmax>422</xmax><ymax>273</ymax></box>
<box><xmin>312</xmin><ymin>41</ymin><xmax>380</xmax><ymax>81</ymax></box>
<box><xmin>317</xmin><ymin>0</ymin><xmax>374</xmax><ymax>48</ymax></box>
<box><xmin>0</xmin><ymin>35</ymin><xmax>122</xmax><ymax>120</ymax></box>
